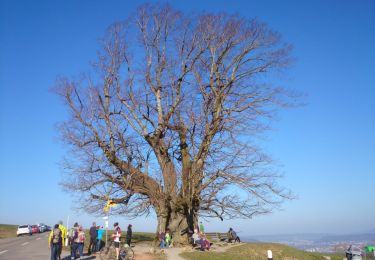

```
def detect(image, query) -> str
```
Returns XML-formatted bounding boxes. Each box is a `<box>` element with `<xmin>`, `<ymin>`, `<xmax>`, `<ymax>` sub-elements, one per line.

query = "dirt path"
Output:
<box><xmin>132</xmin><ymin>242</ymin><xmax>243</xmax><ymax>260</ymax></box>
<box><xmin>164</xmin><ymin>247</ymin><xmax>185</xmax><ymax>260</ymax></box>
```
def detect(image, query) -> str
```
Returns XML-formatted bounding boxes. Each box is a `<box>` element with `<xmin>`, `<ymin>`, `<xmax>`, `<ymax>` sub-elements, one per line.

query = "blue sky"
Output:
<box><xmin>0</xmin><ymin>0</ymin><xmax>374</xmax><ymax>235</ymax></box>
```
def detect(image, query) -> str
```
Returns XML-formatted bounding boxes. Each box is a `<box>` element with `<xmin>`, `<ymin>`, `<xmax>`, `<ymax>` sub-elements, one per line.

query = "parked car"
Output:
<box><xmin>31</xmin><ymin>225</ymin><xmax>40</xmax><ymax>233</ymax></box>
<box><xmin>38</xmin><ymin>223</ymin><xmax>47</xmax><ymax>232</ymax></box>
<box><xmin>45</xmin><ymin>225</ymin><xmax>51</xmax><ymax>231</ymax></box>
<box><xmin>17</xmin><ymin>225</ymin><xmax>32</xmax><ymax>236</ymax></box>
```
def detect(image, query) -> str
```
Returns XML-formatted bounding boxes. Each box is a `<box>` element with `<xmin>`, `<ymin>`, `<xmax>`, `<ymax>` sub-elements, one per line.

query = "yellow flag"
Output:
<box><xmin>108</xmin><ymin>200</ymin><xmax>117</xmax><ymax>207</ymax></box>
<box><xmin>104</xmin><ymin>200</ymin><xmax>117</xmax><ymax>210</ymax></box>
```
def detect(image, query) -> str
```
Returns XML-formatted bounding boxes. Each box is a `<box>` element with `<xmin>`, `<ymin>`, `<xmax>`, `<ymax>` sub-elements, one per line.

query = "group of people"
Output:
<box><xmin>86</xmin><ymin>222</ymin><xmax>105</xmax><ymax>255</ymax></box>
<box><xmin>191</xmin><ymin>228</ymin><xmax>212</xmax><ymax>251</ymax></box>
<box><xmin>189</xmin><ymin>223</ymin><xmax>241</xmax><ymax>251</ymax></box>
<box><xmin>48</xmin><ymin>220</ymin><xmax>91</xmax><ymax>260</ymax></box>
<box><xmin>158</xmin><ymin>229</ymin><xmax>173</xmax><ymax>249</ymax></box>
<box><xmin>48</xmin><ymin>220</ymin><xmax>133</xmax><ymax>260</ymax></box>
<box><xmin>67</xmin><ymin>222</ymin><xmax>87</xmax><ymax>259</ymax></box>
<box><xmin>111</xmin><ymin>222</ymin><xmax>133</xmax><ymax>260</ymax></box>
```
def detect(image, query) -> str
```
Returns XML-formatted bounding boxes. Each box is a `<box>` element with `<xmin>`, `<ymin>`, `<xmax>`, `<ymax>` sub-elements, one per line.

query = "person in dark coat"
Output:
<box><xmin>126</xmin><ymin>224</ymin><xmax>132</xmax><ymax>246</ymax></box>
<box><xmin>88</xmin><ymin>222</ymin><xmax>97</xmax><ymax>255</ymax></box>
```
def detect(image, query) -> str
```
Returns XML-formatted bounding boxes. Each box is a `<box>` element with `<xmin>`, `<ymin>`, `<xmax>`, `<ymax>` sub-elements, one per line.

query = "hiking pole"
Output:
<box><xmin>65</xmin><ymin>215</ymin><xmax>70</xmax><ymax>246</ymax></box>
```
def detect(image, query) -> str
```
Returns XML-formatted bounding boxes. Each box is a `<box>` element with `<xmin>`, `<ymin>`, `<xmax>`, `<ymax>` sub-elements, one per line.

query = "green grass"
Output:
<box><xmin>180</xmin><ymin>243</ymin><xmax>344</xmax><ymax>260</ymax></box>
<box><xmin>94</xmin><ymin>230</ymin><xmax>155</xmax><ymax>244</ymax></box>
<box><xmin>0</xmin><ymin>224</ymin><xmax>18</xmax><ymax>239</ymax></box>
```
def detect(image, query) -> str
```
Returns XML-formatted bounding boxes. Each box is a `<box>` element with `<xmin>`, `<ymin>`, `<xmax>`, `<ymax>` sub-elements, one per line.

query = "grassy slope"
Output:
<box><xmin>180</xmin><ymin>243</ymin><xmax>344</xmax><ymax>260</ymax></box>
<box><xmin>0</xmin><ymin>224</ymin><xmax>18</xmax><ymax>239</ymax></box>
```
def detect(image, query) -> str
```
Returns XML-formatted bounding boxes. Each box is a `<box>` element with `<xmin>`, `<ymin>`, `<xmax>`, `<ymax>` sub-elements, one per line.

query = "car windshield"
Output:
<box><xmin>19</xmin><ymin>225</ymin><xmax>28</xmax><ymax>228</ymax></box>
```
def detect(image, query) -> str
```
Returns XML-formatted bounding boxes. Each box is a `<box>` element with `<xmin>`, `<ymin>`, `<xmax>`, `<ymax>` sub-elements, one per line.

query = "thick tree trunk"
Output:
<box><xmin>155</xmin><ymin>207</ymin><xmax>198</xmax><ymax>245</ymax></box>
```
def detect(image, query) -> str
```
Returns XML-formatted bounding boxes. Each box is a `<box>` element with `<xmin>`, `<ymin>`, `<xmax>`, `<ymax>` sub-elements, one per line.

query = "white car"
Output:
<box><xmin>17</xmin><ymin>225</ymin><xmax>32</xmax><ymax>236</ymax></box>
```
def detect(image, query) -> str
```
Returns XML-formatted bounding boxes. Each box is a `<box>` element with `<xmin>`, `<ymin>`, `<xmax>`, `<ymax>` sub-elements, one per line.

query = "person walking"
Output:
<box><xmin>49</xmin><ymin>224</ymin><xmax>62</xmax><ymax>260</ymax></box>
<box><xmin>96</xmin><ymin>226</ymin><xmax>104</xmax><ymax>252</ymax></box>
<box><xmin>126</xmin><ymin>224</ymin><xmax>132</xmax><ymax>246</ymax></box>
<box><xmin>57</xmin><ymin>221</ymin><xmax>67</xmax><ymax>260</ymax></box>
<box><xmin>88</xmin><ymin>222</ymin><xmax>97</xmax><ymax>255</ymax></box>
<box><xmin>112</xmin><ymin>222</ymin><xmax>122</xmax><ymax>260</ymax></box>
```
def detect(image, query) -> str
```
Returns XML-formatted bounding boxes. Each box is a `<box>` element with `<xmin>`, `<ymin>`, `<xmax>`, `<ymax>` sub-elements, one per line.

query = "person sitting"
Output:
<box><xmin>200</xmin><ymin>232</ymin><xmax>211</xmax><ymax>251</ymax></box>
<box><xmin>228</xmin><ymin>227</ymin><xmax>241</xmax><ymax>243</ymax></box>
<box><xmin>191</xmin><ymin>229</ymin><xmax>205</xmax><ymax>250</ymax></box>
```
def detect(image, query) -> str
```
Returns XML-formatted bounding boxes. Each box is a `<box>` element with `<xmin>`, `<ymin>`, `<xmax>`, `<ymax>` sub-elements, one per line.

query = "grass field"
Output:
<box><xmin>180</xmin><ymin>243</ymin><xmax>344</xmax><ymax>260</ymax></box>
<box><xmin>0</xmin><ymin>224</ymin><xmax>18</xmax><ymax>239</ymax></box>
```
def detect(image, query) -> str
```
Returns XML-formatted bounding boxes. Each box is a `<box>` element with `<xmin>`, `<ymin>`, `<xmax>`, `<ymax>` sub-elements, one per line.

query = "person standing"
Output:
<box><xmin>96</xmin><ymin>226</ymin><xmax>104</xmax><ymax>252</ymax></box>
<box><xmin>112</xmin><ymin>222</ymin><xmax>122</xmax><ymax>260</ymax></box>
<box><xmin>165</xmin><ymin>229</ymin><xmax>172</xmax><ymax>247</ymax></box>
<box><xmin>88</xmin><ymin>222</ymin><xmax>97</xmax><ymax>255</ymax></box>
<box><xmin>49</xmin><ymin>224</ymin><xmax>62</xmax><ymax>260</ymax></box>
<box><xmin>57</xmin><ymin>221</ymin><xmax>67</xmax><ymax>260</ymax></box>
<box><xmin>199</xmin><ymin>221</ymin><xmax>205</xmax><ymax>233</ymax></box>
<box><xmin>75</xmin><ymin>225</ymin><xmax>85</xmax><ymax>260</ymax></box>
<box><xmin>69</xmin><ymin>223</ymin><xmax>79</xmax><ymax>260</ymax></box>
<box><xmin>126</xmin><ymin>224</ymin><xmax>132</xmax><ymax>246</ymax></box>
<box><xmin>159</xmin><ymin>230</ymin><xmax>166</xmax><ymax>249</ymax></box>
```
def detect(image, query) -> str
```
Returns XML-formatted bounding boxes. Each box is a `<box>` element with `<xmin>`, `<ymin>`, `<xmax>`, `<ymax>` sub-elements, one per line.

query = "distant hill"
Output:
<box><xmin>243</xmin><ymin>233</ymin><xmax>329</xmax><ymax>242</ymax></box>
<box><xmin>241</xmin><ymin>232</ymin><xmax>375</xmax><ymax>254</ymax></box>
<box><xmin>318</xmin><ymin>233</ymin><xmax>375</xmax><ymax>243</ymax></box>
<box><xmin>243</xmin><ymin>233</ymin><xmax>375</xmax><ymax>244</ymax></box>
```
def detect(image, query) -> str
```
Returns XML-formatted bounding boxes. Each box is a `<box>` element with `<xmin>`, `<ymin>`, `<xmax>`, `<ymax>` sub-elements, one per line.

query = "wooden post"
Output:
<box><xmin>267</xmin><ymin>249</ymin><xmax>273</xmax><ymax>260</ymax></box>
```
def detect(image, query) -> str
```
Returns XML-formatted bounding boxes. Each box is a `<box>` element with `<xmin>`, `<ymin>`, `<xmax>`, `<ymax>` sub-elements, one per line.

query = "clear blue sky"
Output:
<box><xmin>0</xmin><ymin>0</ymin><xmax>374</xmax><ymax>235</ymax></box>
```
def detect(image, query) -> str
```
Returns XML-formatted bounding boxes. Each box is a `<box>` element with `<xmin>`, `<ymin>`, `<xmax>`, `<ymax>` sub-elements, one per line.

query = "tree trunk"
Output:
<box><xmin>155</xmin><ymin>207</ymin><xmax>198</xmax><ymax>245</ymax></box>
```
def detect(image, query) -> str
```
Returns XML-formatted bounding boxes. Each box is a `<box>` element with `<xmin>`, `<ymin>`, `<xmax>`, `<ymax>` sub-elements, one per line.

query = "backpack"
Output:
<box><xmin>68</xmin><ymin>228</ymin><xmax>74</xmax><ymax>238</ymax></box>
<box><xmin>74</xmin><ymin>230</ymin><xmax>83</xmax><ymax>243</ymax></box>
<box><xmin>68</xmin><ymin>228</ymin><xmax>75</xmax><ymax>245</ymax></box>
<box><xmin>78</xmin><ymin>231</ymin><xmax>85</xmax><ymax>242</ymax></box>
<box><xmin>52</xmin><ymin>228</ymin><xmax>62</xmax><ymax>244</ymax></box>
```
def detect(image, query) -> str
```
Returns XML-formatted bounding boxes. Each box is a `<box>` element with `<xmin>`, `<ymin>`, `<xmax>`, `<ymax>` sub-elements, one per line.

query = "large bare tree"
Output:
<box><xmin>57</xmin><ymin>4</ymin><xmax>295</xmax><ymax>243</ymax></box>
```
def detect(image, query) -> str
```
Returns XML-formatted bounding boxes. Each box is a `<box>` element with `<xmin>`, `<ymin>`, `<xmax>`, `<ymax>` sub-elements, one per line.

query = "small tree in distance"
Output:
<box><xmin>56</xmin><ymin>4</ymin><xmax>296</xmax><ymax>244</ymax></box>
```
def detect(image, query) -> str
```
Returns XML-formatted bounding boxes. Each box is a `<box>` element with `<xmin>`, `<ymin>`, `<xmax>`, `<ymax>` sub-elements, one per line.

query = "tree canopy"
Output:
<box><xmin>56</xmin><ymin>4</ymin><xmax>296</xmax><ymax>243</ymax></box>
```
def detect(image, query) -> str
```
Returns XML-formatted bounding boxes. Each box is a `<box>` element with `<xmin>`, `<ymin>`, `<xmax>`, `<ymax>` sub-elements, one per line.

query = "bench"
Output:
<box><xmin>205</xmin><ymin>232</ymin><xmax>228</xmax><ymax>242</ymax></box>
<box><xmin>205</xmin><ymin>232</ymin><xmax>241</xmax><ymax>243</ymax></box>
